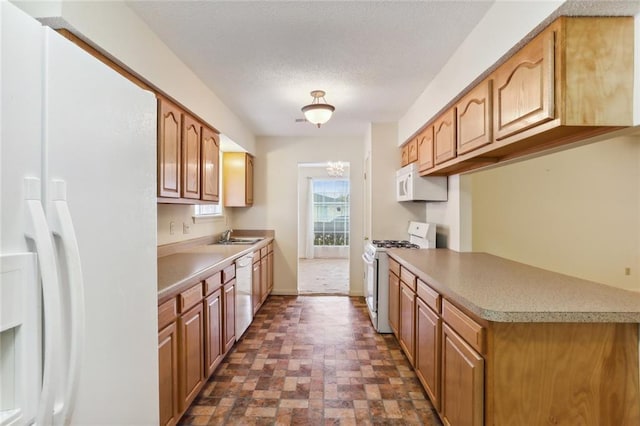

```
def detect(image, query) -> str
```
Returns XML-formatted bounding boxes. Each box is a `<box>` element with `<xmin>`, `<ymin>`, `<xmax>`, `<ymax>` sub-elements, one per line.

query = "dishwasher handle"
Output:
<box><xmin>236</xmin><ymin>253</ymin><xmax>254</xmax><ymax>268</ymax></box>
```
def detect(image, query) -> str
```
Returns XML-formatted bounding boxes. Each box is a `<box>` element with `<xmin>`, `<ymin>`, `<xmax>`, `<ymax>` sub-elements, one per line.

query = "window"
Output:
<box><xmin>194</xmin><ymin>204</ymin><xmax>222</xmax><ymax>216</ymax></box>
<box><xmin>313</xmin><ymin>179</ymin><xmax>350</xmax><ymax>246</ymax></box>
<box><xmin>193</xmin><ymin>203</ymin><xmax>223</xmax><ymax>223</ymax></box>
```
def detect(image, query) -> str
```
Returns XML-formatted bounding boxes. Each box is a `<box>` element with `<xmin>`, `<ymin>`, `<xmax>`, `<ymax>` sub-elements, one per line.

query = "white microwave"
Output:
<box><xmin>396</xmin><ymin>163</ymin><xmax>447</xmax><ymax>202</ymax></box>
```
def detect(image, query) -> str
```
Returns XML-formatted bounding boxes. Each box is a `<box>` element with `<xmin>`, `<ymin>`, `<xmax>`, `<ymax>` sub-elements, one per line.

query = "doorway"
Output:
<box><xmin>297</xmin><ymin>162</ymin><xmax>351</xmax><ymax>295</ymax></box>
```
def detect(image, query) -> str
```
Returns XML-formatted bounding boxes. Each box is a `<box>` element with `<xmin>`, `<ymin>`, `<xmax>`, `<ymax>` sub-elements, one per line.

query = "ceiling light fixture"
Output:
<box><xmin>301</xmin><ymin>90</ymin><xmax>335</xmax><ymax>128</ymax></box>
<box><xmin>326</xmin><ymin>161</ymin><xmax>345</xmax><ymax>177</ymax></box>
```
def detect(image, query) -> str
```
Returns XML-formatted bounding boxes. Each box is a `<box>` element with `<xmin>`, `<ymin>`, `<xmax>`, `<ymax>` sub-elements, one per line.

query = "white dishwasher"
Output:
<box><xmin>234</xmin><ymin>253</ymin><xmax>254</xmax><ymax>340</ymax></box>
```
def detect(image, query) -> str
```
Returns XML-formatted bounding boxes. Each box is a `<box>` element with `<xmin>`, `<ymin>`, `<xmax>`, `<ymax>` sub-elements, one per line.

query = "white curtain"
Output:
<box><xmin>305</xmin><ymin>177</ymin><xmax>315</xmax><ymax>259</ymax></box>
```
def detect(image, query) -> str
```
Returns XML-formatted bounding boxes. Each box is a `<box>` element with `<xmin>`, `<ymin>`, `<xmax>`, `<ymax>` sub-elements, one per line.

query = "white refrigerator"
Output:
<box><xmin>1</xmin><ymin>1</ymin><xmax>159</xmax><ymax>424</ymax></box>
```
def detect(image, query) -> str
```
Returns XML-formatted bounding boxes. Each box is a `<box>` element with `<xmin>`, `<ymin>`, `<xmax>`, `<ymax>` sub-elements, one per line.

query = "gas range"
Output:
<box><xmin>363</xmin><ymin>221</ymin><xmax>437</xmax><ymax>333</ymax></box>
<box><xmin>365</xmin><ymin>221</ymin><xmax>436</xmax><ymax>259</ymax></box>
<box><xmin>371</xmin><ymin>240</ymin><xmax>421</xmax><ymax>249</ymax></box>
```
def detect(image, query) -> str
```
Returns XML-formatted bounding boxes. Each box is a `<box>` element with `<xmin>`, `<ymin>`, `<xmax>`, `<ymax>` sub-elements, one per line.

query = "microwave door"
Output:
<box><xmin>397</xmin><ymin>173</ymin><xmax>412</xmax><ymax>201</ymax></box>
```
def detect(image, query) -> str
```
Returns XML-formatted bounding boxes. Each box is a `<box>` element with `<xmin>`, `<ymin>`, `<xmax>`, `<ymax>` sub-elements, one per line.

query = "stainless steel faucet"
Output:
<box><xmin>221</xmin><ymin>229</ymin><xmax>233</xmax><ymax>242</ymax></box>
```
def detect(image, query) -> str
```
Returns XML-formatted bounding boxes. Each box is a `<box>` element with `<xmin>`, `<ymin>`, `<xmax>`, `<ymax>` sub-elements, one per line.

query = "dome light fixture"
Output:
<box><xmin>301</xmin><ymin>90</ymin><xmax>335</xmax><ymax>128</ymax></box>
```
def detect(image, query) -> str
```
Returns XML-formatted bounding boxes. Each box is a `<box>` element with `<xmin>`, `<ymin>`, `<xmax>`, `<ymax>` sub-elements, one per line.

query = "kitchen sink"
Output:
<box><xmin>211</xmin><ymin>237</ymin><xmax>264</xmax><ymax>245</ymax></box>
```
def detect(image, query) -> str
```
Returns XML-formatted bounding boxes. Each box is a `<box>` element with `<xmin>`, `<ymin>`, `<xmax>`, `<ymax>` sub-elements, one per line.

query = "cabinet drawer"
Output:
<box><xmin>179</xmin><ymin>283</ymin><xmax>203</xmax><ymax>313</ymax></box>
<box><xmin>158</xmin><ymin>298</ymin><xmax>178</xmax><ymax>330</ymax></box>
<box><xmin>222</xmin><ymin>264</ymin><xmax>235</xmax><ymax>283</ymax></box>
<box><xmin>205</xmin><ymin>272</ymin><xmax>222</xmax><ymax>295</ymax></box>
<box><xmin>442</xmin><ymin>300</ymin><xmax>484</xmax><ymax>354</ymax></box>
<box><xmin>400</xmin><ymin>267</ymin><xmax>417</xmax><ymax>291</ymax></box>
<box><xmin>417</xmin><ymin>279</ymin><xmax>440</xmax><ymax>313</ymax></box>
<box><xmin>389</xmin><ymin>258</ymin><xmax>400</xmax><ymax>277</ymax></box>
<box><xmin>260</xmin><ymin>246</ymin><xmax>268</xmax><ymax>259</ymax></box>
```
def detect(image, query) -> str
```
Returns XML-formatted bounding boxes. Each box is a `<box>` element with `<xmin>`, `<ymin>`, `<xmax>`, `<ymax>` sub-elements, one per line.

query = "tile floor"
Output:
<box><xmin>298</xmin><ymin>259</ymin><xmax>349</xmax><ymax>295</ymax></box>
<box><xmin>178</xmin><ymin>295</ymin><xmax>442</xmax><ymax>425</ymax></box>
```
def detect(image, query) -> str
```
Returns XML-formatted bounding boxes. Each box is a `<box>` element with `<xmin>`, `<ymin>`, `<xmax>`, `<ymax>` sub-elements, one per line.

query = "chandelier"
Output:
<box><xmin>326</xmin><ymin>161</ymin><xmax>345</xmax><ymax>177</ymax></box>
<box><xmin>301</xmin><ymin>90</ymin><xmax>335</xmax><ymax>128</ymax></box>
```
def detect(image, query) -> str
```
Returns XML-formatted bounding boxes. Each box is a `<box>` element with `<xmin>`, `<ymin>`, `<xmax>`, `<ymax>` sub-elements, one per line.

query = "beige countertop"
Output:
<box><xmin>388</xmin><ymin>248</ymin><xmax>640</xmax><ymax>323</ymax></box>
<box><xmin>157</xmin><ymin>237</ymin><xmax>272</xmax><ymax>304</ymax></box>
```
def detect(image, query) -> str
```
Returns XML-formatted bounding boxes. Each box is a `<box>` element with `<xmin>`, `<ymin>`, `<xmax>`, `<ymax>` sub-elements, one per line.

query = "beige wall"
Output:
<box><xmin>368</xmin><ymin>123</ymin><xmax>424</xmax><ymax>241</ymax></box>
<box><xmin>471</xmin><ymin>136</ymin><xmax>640</xmax><ymax>292</ymax></box>
<box><xmin>157</xmin><ymin>204</ymin><xmax>233</xmax><ymax>246</ymax></box>
<box><xmin>231</xmin><ymin>135</ymin><xmax>365</xmax><ymax>296</ymax></box>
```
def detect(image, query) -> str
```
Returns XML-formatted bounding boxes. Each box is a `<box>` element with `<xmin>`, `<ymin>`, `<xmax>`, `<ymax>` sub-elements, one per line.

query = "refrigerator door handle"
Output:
<box><xmin>23</xmin><ymin>177</ymin><xmax>61</xmax><ymax>426</ymax></box>
<box><xmin>49</xmin><ymin>179</ymin><xmax>85</xmax><ymax>425</ymax></box>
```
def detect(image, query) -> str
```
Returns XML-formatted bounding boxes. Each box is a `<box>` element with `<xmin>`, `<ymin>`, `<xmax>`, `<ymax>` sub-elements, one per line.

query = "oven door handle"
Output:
<box><xmin>362</xmin><ymin>253</ymin><xmax>375</xmax><ymax>265</ymax></box>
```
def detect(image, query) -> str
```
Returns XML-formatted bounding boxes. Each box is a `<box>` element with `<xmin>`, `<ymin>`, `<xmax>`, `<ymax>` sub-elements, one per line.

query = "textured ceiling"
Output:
<box><xmin>126</xmin><ymin>0</ymin><xmax>494</xmax><ymax>138</ymax></box>
<box><xmin>126</xmin><ymin>1</ymin><xmax>640</xmax><ymax>140</ymax></box>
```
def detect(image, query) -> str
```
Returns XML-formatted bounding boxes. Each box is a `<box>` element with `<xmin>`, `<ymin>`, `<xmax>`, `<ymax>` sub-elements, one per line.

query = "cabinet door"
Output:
<box><xmin>415</xmin><ymin>298</ymin><xmax>440</xmax><ymax>410</ymax></box>
<box><xmin>441</xmin><ymin>324</ymin><xmax>484</xmax><ymax>426</ymax></box>
<box><xmin>388</xmin><ymin>272</ymin><xmax>400</xmax><ymax>337</ymax></box>
<box><xmin>434</xmin><ymin>108</ymin><xmax>457</xmax><ymax>165</ymax></box>
<box><xmin>223</xmin><ymin>279</ymin><xmax>236</xmax><ymax>353</ymax></box>
<box><xmin>401</xmin><ymin>144</ymin><xmax>409</xmax><ymax>166</ymax></box>
<box><xmin>267</xmin><ymin>250</ymin><xmax>274</xmax><ymax>293</ymax></box>
<box><xmin>158</xmin><ymin>322</ymin><xmax>178</xmax><ymax>426</ymax></box>
<box><xmin>178</xmin><ymin>303</ymin><xmax>204</xmax><ymax>413</ymax></box>
<box><xmin>245</xmin><ymin>154</ymin><xmax>254</xmax><ymax>205</ymax></box>
<box><xmin>399</xmin><ymin>282</ymin><xmax>416</xmax><ymax>366</ymax></box>
<box><xmin>204</xmin><ymin>288</ymin><xmax>223</xmax><ymax>378</ymax></box>
<box><xmin>260</xmin><ymin>256</ymin><xmax>268</xmax><ymax>304</ymax></box>
<box><xmin>181</xmin><ymin>115</ymin><xmax>201</xmax><ymax>199</ymax></box>
<box><xmin>201</xmin><ymin>127</ymin><xmax>219</xmax><ymax>202</ymax></box>
<box><xmin>493</xmin><ymin>28</ymin><xmax>555</xmax><ymax>140</ymax></box>
<box><xmin>252</xmin><ymin>260</ymin><xmax>261</xmax><ymax>314</ymax></box>
<box><xmin>158</xmin><ymin>99</ymin><xmax>181</xmax><ymax>198</ymax></box>
<box><xmin>407</xmin><ymin>138</ymin><xmax>418</xmax><ymax>164</ymax></box>
<box><xmin>457</xmin><ymin>79</ymin><xmax>493</xmax><ymax>155</ymax></box>
<box><xmin>417</xmin><ymin>126</ymin><xmax>434</xmax><ymax>172</ymax></box>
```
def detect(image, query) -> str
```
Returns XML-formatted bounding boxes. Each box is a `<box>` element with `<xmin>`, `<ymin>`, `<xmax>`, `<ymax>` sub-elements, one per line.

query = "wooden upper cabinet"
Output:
<box><xmin>493</xmin><ymin>26</ymin><xmax>555</xmax><ymax>141</ymax></box>
<box><xmin>417</xmin><ymin>126</ymin><xmax>434</xmax><ymax>172</ymax></box>
<box><xmin>401</xmin><ymin>139</ymin><xmax>418</xmax><ymax>167</ymax></box>
<box><xmin>223</xmin><ymin>152</ymin><xmax>254</xmax><ymax>207</ymax></box>
<box><xmin>457</xmin><ymin>79</ymin><xmax>493</xmax><ymax>155</ymax></box>
<box><xmin>434</xmin><ymin>108</ymin><xmax>456</xmax><ymax>165</ymax></box>
<box><xmin>181</xmin><ymin>115</ymin><xmax>201</xmax><ymax>199</ymax></box>
<box><xmin>246</xmin><ymin>155</ymin><xmax>254</xmax><ymax>205</ymax></box>
<box><xmin>158</xmin><ymin>98</ymin><xmax>182</xmax><ymax>198</ymax></box>
<box><xmin>407</xmin><ymin>138</ymin><xmax>418</xmax><ymax>164</ymax></box>
<box><xmin>201</xmin><ymin>127</ymin><xmax>220</xmax><ymax>202</ymax></box>
<box><xmin>401</xmin><ymin>144</ymin><xmax>409</xmax><ymax>166</ymax></box>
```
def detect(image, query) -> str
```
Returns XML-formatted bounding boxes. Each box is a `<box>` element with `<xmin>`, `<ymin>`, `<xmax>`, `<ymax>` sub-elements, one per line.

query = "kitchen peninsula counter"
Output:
<box><xmin>388</xmin><ymin>248</ymin><xmax>640</xmax><ymax>323</ymax></box>
<box><xmin>387</xmin><ymin>248</ymin><xmax>640</xmax><ymax>425</ymax></box>
<box><xmin>157</xmin><ymin>234</ymin><xmax>273</xmax><ymax>304</ymax></box>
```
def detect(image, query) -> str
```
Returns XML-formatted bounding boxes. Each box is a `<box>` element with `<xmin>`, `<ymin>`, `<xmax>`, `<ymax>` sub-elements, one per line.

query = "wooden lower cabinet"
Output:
<box><xmin>267</xmin><ymin>249</ymin><xmax>274</xmax><ymax>293</ymax></box>
<box><xmin>260</xmin><ymin>256</ymin><xmax>268</xmax><ymax>304</ymax></box>
<box><xmin>441</xmin><ymin>323</ymin><xmax>484</xmax><ymax>426</ymax></box>
<box><xmin>204</xmin><ymin>288</ymin><xmax>223</xmax><ymax>377</ymax></box>
<box><xmin>252</xmin><ymin>258</ymin><xmax>261</xmax><ymax>314</ymax></box>
<box><xmin>223</xmin><ymin>279</ymin><xmax>236</xmax><ymax>353</ymax></box>
<box><xmin>178</xmin><ymin>302</ymin><xmax>205</xmax><ymax>413</ymax></box>
<box><xmin>415</xmin><ymin>297</ymin><xmax>440</xmax><ymax>410</ymax></box>
<box><xmin>158</xmin><ymin>322</ymin><xmax>178</xmax><ymax>426</ymax></box>
<box><xmin>388</xmin><ymin>271</ymin><xmax>400</xmax><ymax>337</ymax></box>
<box><xmin>399</xmin><ymin>282</ymin><xmax>416</xmax><ymax>366</ymax></box>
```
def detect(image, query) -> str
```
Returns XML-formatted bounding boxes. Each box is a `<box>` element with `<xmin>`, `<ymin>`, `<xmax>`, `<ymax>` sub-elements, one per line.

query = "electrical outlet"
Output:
<box><xmin>169</xmin><ymin>221</ymin><xmax>175</xmax><ymax>235</ymax></box>
<box><xmin>183</xmin><ymin>222</ymin><xmax>191</xmax><ymax>234</ymax></box>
